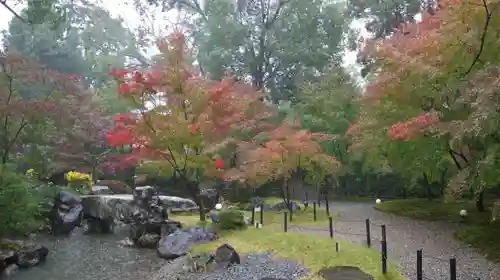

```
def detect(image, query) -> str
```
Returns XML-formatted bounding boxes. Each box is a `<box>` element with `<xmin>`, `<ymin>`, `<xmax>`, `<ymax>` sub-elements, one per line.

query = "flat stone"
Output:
<box><xmin>318</xmin><ymin>266</ymin><xmax>374</xmax><ymax>280</ymax></box>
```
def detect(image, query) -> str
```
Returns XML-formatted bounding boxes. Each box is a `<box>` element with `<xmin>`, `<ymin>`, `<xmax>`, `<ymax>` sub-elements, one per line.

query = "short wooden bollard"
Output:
<box><xmin>284</xmin><ymin>212</ymin><xmax>288</xmax><ymax>232</ymax></box>
<box><xmin>313</xmin><ymin>202</ymin><xmax>317</xmax><ymax>221</ymax></box>
<box><xmin>328</xmin><ymin>216</ymin><xmax>333</xmax><ymax>239</ymax></box>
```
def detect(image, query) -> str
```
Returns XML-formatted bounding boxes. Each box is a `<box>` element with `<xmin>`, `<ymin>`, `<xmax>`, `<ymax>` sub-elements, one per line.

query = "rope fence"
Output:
<box><xmin>249</xmin><ymin>203</ymin><xmax>478</xmax><ymax>280</ymax></box>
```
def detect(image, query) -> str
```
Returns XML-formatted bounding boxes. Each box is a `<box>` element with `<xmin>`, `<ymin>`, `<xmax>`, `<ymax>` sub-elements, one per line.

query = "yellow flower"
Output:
<box><xmin>25</xmin><ymin>169</ymin><xmax>36</xmax><ymax>178</ymax></box>
<box><xmin>65</xmin><ymin>171</ymin><xmax>92</xmax><ymax>183</ymax></box>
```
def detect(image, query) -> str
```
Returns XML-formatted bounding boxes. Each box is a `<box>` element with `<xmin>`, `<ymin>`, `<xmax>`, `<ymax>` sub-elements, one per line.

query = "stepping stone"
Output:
<box><xmin>318</xmin><ymin>266</ymin><xmax>374</xmax><ymax>280</ymax></box>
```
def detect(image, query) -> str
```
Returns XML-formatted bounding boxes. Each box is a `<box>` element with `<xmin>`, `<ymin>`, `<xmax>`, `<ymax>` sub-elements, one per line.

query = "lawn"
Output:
<box><xmin>172</xmin><ymin>209</ymin><xmax>404</xmax><ymax>280</ymax></box>
<box><xmin>233</xmin><ymin>197</ymin><xmax>335</xmax><ymax>229</ymax></box>
<box><xmin>190</xmin><ymin>227</ymin><xmax>404</xmax><ymax>280</ymax></box>
<box><xmin>375</xmin><ymin>198</ymin><xmax>500</xmax><ymax>262</ymax></box>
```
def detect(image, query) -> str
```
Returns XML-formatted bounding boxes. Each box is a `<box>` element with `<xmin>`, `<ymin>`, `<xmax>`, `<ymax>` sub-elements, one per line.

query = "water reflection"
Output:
<box><xmin>10</xmin><ymin>228</ymin><xmax>165</xmax><ymax>280</ymax></box>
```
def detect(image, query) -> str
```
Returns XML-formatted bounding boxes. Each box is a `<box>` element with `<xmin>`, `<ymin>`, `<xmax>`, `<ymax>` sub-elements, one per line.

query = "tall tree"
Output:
<box><xmin>351</xmin><ymin>0</ymin><xmax>500</xmax><ymax>210</ymax></box>
<box><xmin>152</xmin><ymin>0</ymin><xmax>346</xmax><ymax>102</ymax></box>
<box><xmin>297</xmin><ymin>69</ymin><xmax>361</xmax><ymax>194</ymax></box>
<box><xmin>5</xmin><ymin>0</ymin><xmax>148</xmax><ymax>88</ymax></box>
<box><xmin>105</xmin><ymin>32</ymin><xmax>273</xmax><ymax>220</ymax></box>
<box><xmin>0</xmin><ymin>51</ymin><xmax>86</xmax><ymax>166</ymax></box>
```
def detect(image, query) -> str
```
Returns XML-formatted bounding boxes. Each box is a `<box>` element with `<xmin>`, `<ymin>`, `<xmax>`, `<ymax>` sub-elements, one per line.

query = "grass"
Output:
<box><xmin>375</xmin><ymin>198</ymin><xmax>500</xmax><ymax>262</ymax></box>
<box><xmin>189</xmin><ymin>227</ymin><xmax>404</xmax><ymax>280</ymax></box>
<box><xmin>233</xmin><ymin>197</ymin><xmax>335</xmax><ymax>229</ymax></box>
<box><xmin>374</xmin><ymin>198</ymin><xmax>491</xmax><ymax>224</ymax></box>
<box><xmin>171</xmin><ymin>203</ymin><xmax>405</xmax><ymax>280</ymax></box>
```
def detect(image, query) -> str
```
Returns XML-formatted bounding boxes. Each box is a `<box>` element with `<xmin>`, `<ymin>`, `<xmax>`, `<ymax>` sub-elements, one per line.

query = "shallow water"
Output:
<box><xmin>9</xmin><ymin>228</ymin><xmax>165</xmax><ymax>280</ymax></box>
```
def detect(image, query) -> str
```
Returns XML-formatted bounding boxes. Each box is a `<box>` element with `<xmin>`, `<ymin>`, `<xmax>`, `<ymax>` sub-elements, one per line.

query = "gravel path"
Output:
<box><xmin>151</xmin><ymin>252</ymin><xmax>309</xmax><ymax>280</ymax></box>
<box><xmin>291</xmin><ymin>201</ymin><xmax>499</xmax><ymax>280</ymax></box>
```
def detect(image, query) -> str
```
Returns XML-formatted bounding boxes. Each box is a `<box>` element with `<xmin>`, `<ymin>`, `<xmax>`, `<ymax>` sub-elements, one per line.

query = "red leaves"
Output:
<box><xmin>108</xmin><ymin>68</ymin><xmax>128</xmax><ymax>79</ymax></box>
<box><xmin>190</xmin><ymin>124</ymin><xmax>200</xmax><ymax>134</ymax></box>
<box><xmin>118</xmin><ymin>82</ymin><xmax>143</xmax><ymax>95</ymax></box>
<box><xmin>105</xmin><ymin>126</ymin><xmax>136</xmax><ymax>147</ymax></box>
<box><xmin>388</xmin><ymin>112</ymin><xmax>439</xmax><ymax>140</ymax></box>
<box><xmin>215</xmin><ymin>159</ymin><xmax>223</xmax><ymax>170</ymax></box>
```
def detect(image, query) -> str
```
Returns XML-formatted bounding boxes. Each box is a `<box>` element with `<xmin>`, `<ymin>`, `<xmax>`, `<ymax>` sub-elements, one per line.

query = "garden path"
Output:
<box><xmin>291</xmin><ymin>201</ymin><xmax>498</xmax><ymax>280</ymax></box>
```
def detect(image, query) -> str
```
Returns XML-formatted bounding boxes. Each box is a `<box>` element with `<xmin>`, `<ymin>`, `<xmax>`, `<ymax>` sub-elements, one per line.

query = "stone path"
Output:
<box><xmin>290</xmin><ymin>201</ymin><xmax>499</xmax><ymax>280</ymax></box>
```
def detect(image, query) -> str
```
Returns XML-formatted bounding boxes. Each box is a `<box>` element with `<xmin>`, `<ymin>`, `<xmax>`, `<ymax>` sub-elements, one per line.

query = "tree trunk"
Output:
<box><xmin>198</xmin><ymin>196</ymin><xmax>206</xmax><ymax>222</ymax></box>
<box><xmin>476</xmin><ymin>190</ymin><xmax>485</xmax><ymax>212</ymax></box>
<box><xmin>186</xmin><ymin>179</ymin><xmax>205</xmax><ymax>222</ymax></box>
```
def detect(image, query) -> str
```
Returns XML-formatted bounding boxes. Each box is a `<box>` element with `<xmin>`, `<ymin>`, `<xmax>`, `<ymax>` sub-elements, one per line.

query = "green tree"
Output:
<box><xmin>6</xmin><ymin>0</ymin><xmax>148</xmax><ymax>88</ymax></box>
<box><xmin>153</xmin><ymin>0</ymin><xmax>346</xmax><ymax>102</ymax></box>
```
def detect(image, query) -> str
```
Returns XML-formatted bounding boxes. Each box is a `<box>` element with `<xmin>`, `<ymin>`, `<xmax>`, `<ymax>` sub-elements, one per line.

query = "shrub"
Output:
<box><xmin>0</xmin><ymin>165</ymin><xmax>42</xmax><ymax>237</ymax></box>
<box><xmin>65</xmin><ymin>171</ymin><xmax>92</xmax><ymax>193</ymax></box>
<box><xmin>216</xmin><ymin>210</ymin><xmax>247</xmax><ymax>231</ymax></box>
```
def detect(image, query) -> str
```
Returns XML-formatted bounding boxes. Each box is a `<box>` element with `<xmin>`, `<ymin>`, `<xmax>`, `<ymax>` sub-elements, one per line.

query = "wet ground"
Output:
<box><xmin>293</xmin><ymin>201</ymin><xmax>499</xmax><ymax>280</ymax></box>
<box><xmin>9</xmin><ymin>227</ymin><xmax>166</xmax><ymax>280</ymax></box>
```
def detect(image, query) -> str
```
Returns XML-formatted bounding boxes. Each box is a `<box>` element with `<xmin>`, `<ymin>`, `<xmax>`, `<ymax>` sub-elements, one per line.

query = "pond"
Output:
<box><xmin>10</xmin><ymin>228</ymin><xmax>165</xmax><ymax>280</ymax></box>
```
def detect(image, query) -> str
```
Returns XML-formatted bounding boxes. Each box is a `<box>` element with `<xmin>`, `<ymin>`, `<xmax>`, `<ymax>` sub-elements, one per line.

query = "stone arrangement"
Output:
<box><xmin>0</xmin><ymin>239</ymin><xmax>49</xmax><ymax>278</ymax></box>
<box><xmin>152</xmin><ymin>250</ymin><xmax>310</xmax><ymax>280</ymax></box>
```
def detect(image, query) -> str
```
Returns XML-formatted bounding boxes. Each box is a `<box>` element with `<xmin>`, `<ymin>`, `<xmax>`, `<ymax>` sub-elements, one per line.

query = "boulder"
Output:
<box><xmin>318</xmin><ymin>266</ymin><xmax>375</xmax><ymax>280</ymax></box>
<box><xmin>157</xmin><ymin>230</ymin><xmax>195</xmax><ymax>260</ymax></box>
<box><xmin>16</xmin><ymin>244</ymin><xmax>49</xmax><ymax>268</ymax></box>
<box><xmin>96</xmin><ymin>180</ymin><xmax>134</xmax><ymax>194</ymax></box>
<box><xmin>82</xmin><ymin>217</ymin><xmax>115</xmax><ymax>234</ymax></box>
<box><xmin>272</xmin><ymin>201</ymin><xmax>301</xmax><ymax>212</ymax></box>
<box><xmin>0</xmin><ymin>250</ymin><xmax>17</xmax><ymax>277</ymax></box>
<box><xmin>183</xmin><ymin>227</ymin><xmax>218</xmax><ymax>243</ymax></box>
<box><xmin>136</xmin><ymin>234</ymin><xmax>161</xmax><ymax>249</ymax></box>
<box><xmin>128</xmin><ymin>187</ymin><xmax>170</xmax><ymax>245</ymax></box>
<box><xmin>50</xmin><ymin>190</ymin><xmax>84</xmax><ymax>235</ymax></box>
<box><xmin>0</xmin><ymin>239</ymin><xmax>49</xmax><ymax>276</ymax></box>
<box><xmin>214</xmin><ymin>244</ymin><xmax>240</xmax><ymax>268</ymax></box>
<box><xmin>156</xmin><ymin>227</ymin><xmax>218</xmax><ymax>260</ymax></box>
<box><xmin>90</xmin><ymin>185</ymin><xmax>113</xmax><ymax>195</ymax></box>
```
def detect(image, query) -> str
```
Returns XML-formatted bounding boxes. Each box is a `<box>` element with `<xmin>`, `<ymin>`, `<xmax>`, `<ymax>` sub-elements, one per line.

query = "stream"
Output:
<box><xmin>9</xmin><ymin>227</ymin><xmax>165</xmax><ymax>280</ymax></box>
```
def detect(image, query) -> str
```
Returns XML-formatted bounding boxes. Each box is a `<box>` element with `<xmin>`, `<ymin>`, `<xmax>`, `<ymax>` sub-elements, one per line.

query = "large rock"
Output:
<box><xmin>0</xmin><ymin>239</ymin><xmax>49</xmax><ymax>276</ymax></box>
<box><xmin>183</xmin><ymin>227</ymin><xmax>218</xmax><ymax>243</ymax></box>
<box><xmin>16</xmin><ymin>244</ymin><xmax>49</xmax><ymax>268</ymax></box>
<box><xmin>90</xmin><ymin>185</ymin><xmax>113</xmax><ymax>195</ymax></box>
<box><xmin>157</xmin><ymin>230</ymin><xmax>195</xmax><ymax>260</ymax></box>
<box><xmin>95</xmin><ymin>180</ymin><xmax>134</xmax><ymax>194</ymax></box>
<box><xmin>272</xmin><ymin>201</ymin><xmax>301</xmax><ymax>212</ymax></box>
<box><xmin>50</xmin><ymin>190</ymin><xmax>84</xmax><ymax>235</ymax></box>
<box><xmin>81</xmin><ymin>194</ymin><xmax>198</xmax><ymax>223</ymax></box>
<box><xmin>214</xmin><ymin>243</ymin><xmax>240</xmax><ymax>268</ymax></box>
<box><xmin>0</xmin><ymin>250</ymin><xmax>17</xmax><ymax>277</ymax></box>
<box><xmin>156</xmin><ymin>227</ymin><xmax>218</xmax><ymax>260</ymax></box>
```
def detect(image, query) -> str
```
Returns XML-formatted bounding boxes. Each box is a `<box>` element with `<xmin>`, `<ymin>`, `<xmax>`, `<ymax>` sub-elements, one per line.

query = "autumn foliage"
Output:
<box><xmin>105</xmin><ymin>31</ymin><xmax>273</xmax><ymax>189</ymax></box>
<box><xmin>351</xmin><ymin>0</ymin><xmax>496</xmax><ymax>143</ymax></box>
<box><xmin>225</xmin><ymin>121</ymin><xmax>340</xmax><ymax>187</ymax></box>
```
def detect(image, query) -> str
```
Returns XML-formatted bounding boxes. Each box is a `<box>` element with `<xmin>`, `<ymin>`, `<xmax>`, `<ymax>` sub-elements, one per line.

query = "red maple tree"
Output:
<box><xmin>105</xmin><ymin>31</ymin><xmax>272</xmax><ymax>220</ymax></box>
<box><xmin>0</xmin><ymin>50</ymin><xmax>88</xmax><ymax>166</ymax></box>
<box><xmin>225</xmin><ymin>120</ymin><xmax>340</xmax><ymax>210</ymax></box>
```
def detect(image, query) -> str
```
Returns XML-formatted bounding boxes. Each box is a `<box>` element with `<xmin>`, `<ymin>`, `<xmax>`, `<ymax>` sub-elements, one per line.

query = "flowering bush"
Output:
<box><xmin>65</xmin><ymin>171</ymin><xmax>92</xmax><ymax>193</ymax></box>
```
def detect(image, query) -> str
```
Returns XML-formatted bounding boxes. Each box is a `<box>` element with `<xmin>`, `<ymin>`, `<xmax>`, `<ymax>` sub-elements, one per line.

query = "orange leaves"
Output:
<box><xmin>226</xmin><ymin>122</ymin><xmax>340</xmax><ymax>184</ymax></box>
